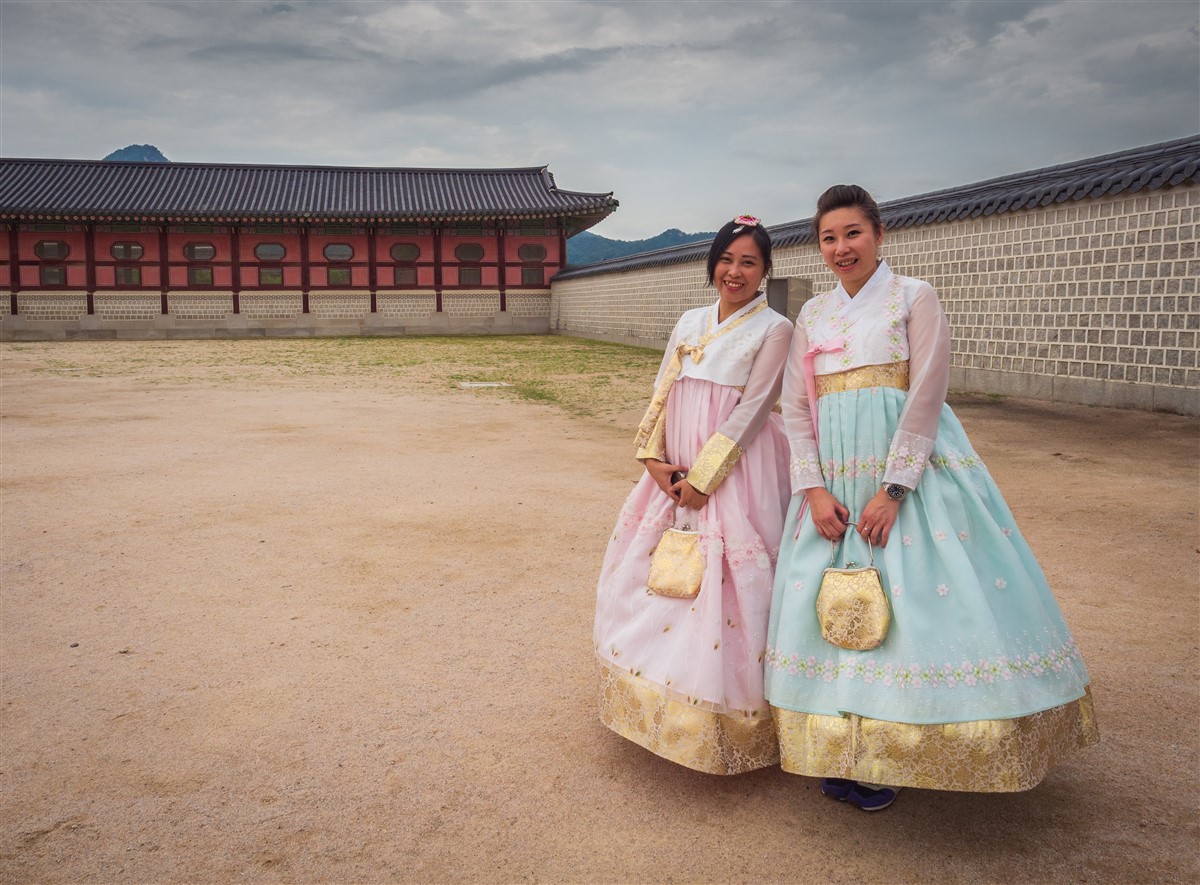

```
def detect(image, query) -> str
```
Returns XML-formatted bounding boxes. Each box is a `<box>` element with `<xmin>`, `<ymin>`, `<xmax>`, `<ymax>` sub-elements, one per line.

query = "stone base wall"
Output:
<box><xmin>550</xmin><ymin>187</ymin><xmax>1200</xmax><ymax>415</ymax></box>
<box><xmin>0</xmin><ymin>289</ymin><xmax>552</xmax><ymax>340</ymax></box>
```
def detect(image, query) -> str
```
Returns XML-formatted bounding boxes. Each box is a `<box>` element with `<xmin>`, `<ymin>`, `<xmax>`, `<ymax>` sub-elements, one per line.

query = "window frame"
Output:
<box><xmin>187</xmin><ymin>266</ymin><xmax>214</xmax><ymax>286</ymax></box>
<box><xmin>115</xmin><ymin>266</ymin><xmax>143</xmax><ymax>286</ymax></box>
<box><xmin>390</xmin><ymin>243</ymin><xmax>421</xmax><ymax>262</ymax></box>
<box><xmin>34</xmin><ymin>237</ymin><xmax>69</xmax><ymax>259</ymax></box>
<box><xmin>183</xmin><ymin>242</ymin><xmax>216</xmax><ymax>261</ymax></box>
<box><xmin>39</xmin><ymin>265</ymin><xmax>67</xmax><ymax>286</ymax></box>
<box><xmin>454</xmin><ymin>243</ymin><xmax>485</xmax><ymax>262</ymax></box>
<box><xmin>254</xmin><ymin>243</ymin><xmax>286</xmax><ymax>262</ymax></box>
<box><xmin>258</xmin><ymin>266</ymin><xmax>284</xmax><ymax>286</ymax></box>
<box><xmin>111</xmin><ymin>241</ymin><xmax>144</xmax><ymax>261</ymax></box>
<box><xmin>35</xmin><ymin>240</ymin><xmax>70</xmax><ymax>260</ymax></box>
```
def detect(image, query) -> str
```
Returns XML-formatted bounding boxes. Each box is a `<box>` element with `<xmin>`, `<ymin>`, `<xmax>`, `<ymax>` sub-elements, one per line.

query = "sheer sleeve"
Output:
<box><xmin>780</xmin><ymin>319</ymin><xmax>823</xmax><ymax>494</ymax></box>
<box><xmin>685</xmin><ymin>321</ymin><xmax>792</xmax><ymax>495</ymax></box>
<box><xmin>883</xmin><ymin>283</ymin><xmax>951</xmax><ymax>488</ymax></box>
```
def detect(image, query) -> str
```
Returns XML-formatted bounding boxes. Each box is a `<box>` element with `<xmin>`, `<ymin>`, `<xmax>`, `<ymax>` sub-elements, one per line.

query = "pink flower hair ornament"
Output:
<box><xmin>733</xmin><ymin>214</ymin><xmax>760</xmax><ymax>227</ymax></box>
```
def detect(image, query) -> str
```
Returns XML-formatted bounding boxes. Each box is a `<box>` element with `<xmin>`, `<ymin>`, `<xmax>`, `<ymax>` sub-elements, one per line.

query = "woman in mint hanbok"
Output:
<box><xmin>765</xmin><ymin>186</ymin><xmax>1097</xmax><ymax>811</ymax></box>
<box><xmin>594</xmin><ymin>216</ymin><xmax>793</xmax><ymax>775</ymax></box>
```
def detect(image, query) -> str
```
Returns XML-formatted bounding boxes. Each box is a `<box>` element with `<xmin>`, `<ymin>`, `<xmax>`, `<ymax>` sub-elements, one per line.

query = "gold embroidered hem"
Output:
<box><xmin>771</xmin><ymin>687</ymin><xmax>1098</xmax><ymax>792</ymax></box>
<box><xmin>816</xmin><ymin>361</ymin><xmax>910</xmax><ymax>398</ymax></box>
<box><xmin>687</xmin><ymin>432</ymin><xmax>743</xmax><ymax>495</ymax></box>
<box><xmin>598</xmin><ymin>659</ymin><xmax>779</xmax><ymax>775</ymax></box>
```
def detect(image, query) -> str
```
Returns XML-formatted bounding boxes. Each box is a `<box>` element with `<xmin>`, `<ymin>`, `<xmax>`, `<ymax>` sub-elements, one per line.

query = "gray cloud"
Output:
<box><xmin>0</xmin><ymin>0</ymin><xmax>1195</xmax><ymax>238</ymax></box>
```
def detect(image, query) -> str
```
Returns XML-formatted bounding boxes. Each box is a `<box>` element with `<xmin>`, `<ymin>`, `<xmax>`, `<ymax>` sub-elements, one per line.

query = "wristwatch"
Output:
<box><xmin>884</xmin><ymin>483</ymin><xmax>908</xmax><ymax>501</ymax></box>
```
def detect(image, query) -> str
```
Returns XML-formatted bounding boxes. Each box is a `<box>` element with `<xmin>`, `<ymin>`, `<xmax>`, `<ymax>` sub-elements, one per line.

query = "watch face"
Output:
<box><xmin>887</xmin><ymin>484</ymin><xmax>905</xmax><ymax>500</ymax></box>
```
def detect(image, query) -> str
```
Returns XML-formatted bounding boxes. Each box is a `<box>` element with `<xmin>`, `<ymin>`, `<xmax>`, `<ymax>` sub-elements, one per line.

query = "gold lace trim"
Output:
<box><xmin>771</xmin><ymin>686</ymin><xmax>1098</xmax><ymax>792</ymax></box>
<box><xmin>686</xmin><ymin>432</ymin><xmax>743</xmax><ymax>496</ymax></box>
<box><xmin>815</xmin><ymin>361</ymin><xmax>910</xmax><ymax>399</ymax></box>
<box><xmin>634</xmin><ymin>301</ymin><xmax>767</xmax><ymax>461</ymax></box>
<box><xmin>598</xmin><ymin>659</ymin><xmax>779</xmax><ymax>775</ymax></box>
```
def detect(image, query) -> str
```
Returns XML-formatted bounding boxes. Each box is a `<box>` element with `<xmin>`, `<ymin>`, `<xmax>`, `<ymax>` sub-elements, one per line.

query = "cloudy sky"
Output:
<box><xmin>1</xmin><ymin>0</ymin><xmax>1196</xmax><ymax>239</ymax></box>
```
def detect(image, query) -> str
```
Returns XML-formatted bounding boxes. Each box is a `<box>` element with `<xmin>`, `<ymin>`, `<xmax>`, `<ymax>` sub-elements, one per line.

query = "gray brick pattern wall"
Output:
<box><xmin>171</xmin><ymin>294</ymin><xmax>233</xmax><ymax>320</ymax></box>
<box><xmin>15</xmin><ymin>293</ymin><xmax>88</xmax><ymax>321</ymax></box>
<box><xmin>376</xmin><ymin>292</ymin><xmax>436</xmax><ymax>319</ymax></box>
<box><xmin>444</xmin><ymin>292</ymin><xmax>499</xmax><ymax>317</ymax></box>
<box><xmin>309</xmin><ymin>293</ymin><xmax>371</xmax><ymax>319</ymax></box>
<box><xmin>240</xmin><ymin>293</ymin><xmax>303</xmax><ymax>320</ymax></box>
<box><xmin>506</xmin><ymin>292</ymin><xmax>552</xmax><ymax>317</ymax></box>
<box><xmin>95</xmin><ymin>293</ymin><xmax>161</xmax><ymax>322</ymax></box>
<box><xmin>551</xmin><ymin>186</ymin><xmax>1199</xmax><ymax>414</ymax></box>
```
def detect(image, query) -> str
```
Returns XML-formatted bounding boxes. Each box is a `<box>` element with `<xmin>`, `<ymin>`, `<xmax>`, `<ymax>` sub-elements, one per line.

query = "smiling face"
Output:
<box><xmin>713</xmin><ymin>233</ymin><xmax>767</xmax><ymax>316</ymax></box>
<box><xmin>818</xmin><ymin>206</ymin><xmax>884</xmax><ymax>296</ymax></box>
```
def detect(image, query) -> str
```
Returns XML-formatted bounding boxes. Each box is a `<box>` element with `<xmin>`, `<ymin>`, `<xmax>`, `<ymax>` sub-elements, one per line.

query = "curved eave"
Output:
<box><xmin>0</xmin><ymin>203</ymin><xmax>619</xmax><ymax>227</ymax></box>
<box><xmin>0</xmin><ymin>158</ymin><xmax>620</xmax><ymax>224</ymax></box>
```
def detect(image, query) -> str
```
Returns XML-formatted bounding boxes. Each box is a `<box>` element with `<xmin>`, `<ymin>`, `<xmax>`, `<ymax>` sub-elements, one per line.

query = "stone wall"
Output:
<box><xmin>1</xmin><ymin>289</ymin><xmax>553</xmax><ymax>339</ymax></box>
<box><xmin>551</xmin><ymin>186</ymin><xmax>1200</xmax><ymax>415</ymax></box>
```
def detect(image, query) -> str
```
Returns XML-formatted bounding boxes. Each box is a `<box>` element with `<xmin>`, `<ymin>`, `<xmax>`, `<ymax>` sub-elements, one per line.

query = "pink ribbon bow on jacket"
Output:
<box><xmin>796</xmin><ymin>336</ymin><xmax>845</xmax><ymax>536</ymax></box>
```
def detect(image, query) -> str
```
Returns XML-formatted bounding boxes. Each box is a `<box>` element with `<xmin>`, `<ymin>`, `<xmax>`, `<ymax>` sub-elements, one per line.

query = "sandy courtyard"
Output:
<box><xmin>1</xmin><ymin>338</ymin><xmax>1197</xmax><ymax>884</ymax></box>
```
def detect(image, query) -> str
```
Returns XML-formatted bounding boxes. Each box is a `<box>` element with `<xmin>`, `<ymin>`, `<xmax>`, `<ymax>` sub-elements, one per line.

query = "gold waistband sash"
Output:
<box><xmin>815</xmin><ymin>361</ymin><xmax>910</xmax><ymax>399</ymax></box>
<box><xmin>634</xmin><ymin>300</ymin><xmax>767</xmax><ymax>461</ymax></box>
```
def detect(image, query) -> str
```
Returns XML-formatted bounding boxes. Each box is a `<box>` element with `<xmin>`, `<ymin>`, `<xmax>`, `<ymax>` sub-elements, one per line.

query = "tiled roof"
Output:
<box><xmin>0</xmin><ymin>158</ymin><xmax>618</xmax><ymax>231</ymax></box>
<box><xmin>556</xmin><ymin>135</ymin><xmax>1199</xmax><ymax>279</ymax></box>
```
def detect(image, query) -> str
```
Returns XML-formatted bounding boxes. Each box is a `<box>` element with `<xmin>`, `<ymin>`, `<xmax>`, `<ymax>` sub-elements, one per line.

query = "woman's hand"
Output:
<box><xmin>858</xmin><ymin>489</ymin><xmax>902</xmax><ymax>546</ymax></box>
<box><xmin>805</xmin><ymin>487</ymin><xmax>850</xmax><ymax>540</ymax></box>
<box><xmin>643</xmin><ymin>459</ymin><xmax>688</xmax><ymax>502</ymax></box>
<box><xmin>676</xmin><ymin>482</ymin><xmax>709</xmax><ymax>511</ymax></box>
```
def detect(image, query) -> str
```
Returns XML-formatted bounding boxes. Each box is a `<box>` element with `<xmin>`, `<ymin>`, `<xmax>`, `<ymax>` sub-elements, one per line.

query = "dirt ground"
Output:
<box><xmin>1</xmin><ymin>338</ymin><xmax>1197</xmax><ymax>885</ymax></box>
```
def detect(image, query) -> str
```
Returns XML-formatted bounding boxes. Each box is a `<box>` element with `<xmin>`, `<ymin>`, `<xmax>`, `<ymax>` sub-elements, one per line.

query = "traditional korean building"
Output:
<box><xmin>0</xmin><ymin>159</ymin><xmax>617</xmax><ymax>339</ymax></box>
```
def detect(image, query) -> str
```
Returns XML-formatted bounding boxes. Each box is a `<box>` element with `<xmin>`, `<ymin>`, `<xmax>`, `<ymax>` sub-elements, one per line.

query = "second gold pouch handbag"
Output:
<box><xmin>647</xmin><ymin>520</ymin><xmax>703</xmax><ymax>599</ymax></box>
<box><xmin>815</xmin><ymin>523</ymin><xmax>890</xmax><ymax>651</ymax></box>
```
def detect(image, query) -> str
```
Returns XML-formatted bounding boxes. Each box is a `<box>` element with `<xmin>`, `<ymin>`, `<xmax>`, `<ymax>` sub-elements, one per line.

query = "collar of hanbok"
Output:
<box><xmin>709</xmin><ymin>291</ymin><xmax>767</xmax><ymax>331</ymax></box>
<box><xmin>834</xmin><ymin>259</ymin><xmax>893</xmax><ymax>311</ymax></box>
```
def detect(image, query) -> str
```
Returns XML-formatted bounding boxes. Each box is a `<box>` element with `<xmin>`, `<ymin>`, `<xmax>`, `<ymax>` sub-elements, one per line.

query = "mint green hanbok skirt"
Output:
<box><xmin>765</xmin><ymin>383</ymin><xmax>1097</xmax><ymax>791</ymax></box>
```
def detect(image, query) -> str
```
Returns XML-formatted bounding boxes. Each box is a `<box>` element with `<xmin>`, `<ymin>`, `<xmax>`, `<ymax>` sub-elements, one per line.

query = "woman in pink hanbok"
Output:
<box><xmin>593</xmin><ymin>216</ymin><xmax>793</xmax><ymax>774</ymax></box>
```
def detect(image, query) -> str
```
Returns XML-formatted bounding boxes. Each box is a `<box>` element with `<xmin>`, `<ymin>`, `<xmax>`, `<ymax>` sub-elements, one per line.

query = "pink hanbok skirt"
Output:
<box><xmin>593</xmin><ymin>377</ymin><xmax>789</xmax><ymax>773</ymax></box>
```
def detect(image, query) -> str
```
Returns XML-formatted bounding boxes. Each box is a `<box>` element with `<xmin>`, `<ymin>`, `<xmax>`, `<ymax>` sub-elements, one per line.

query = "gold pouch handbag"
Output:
<box><xmin>815</xmin><ymin>523</ymin><xmax>890</xmax><ymax>651</ymax></box>
<box><xmin>647</xmin><ymin>520</ymin><xmax>703</xmax><ymax>599</ymax></box>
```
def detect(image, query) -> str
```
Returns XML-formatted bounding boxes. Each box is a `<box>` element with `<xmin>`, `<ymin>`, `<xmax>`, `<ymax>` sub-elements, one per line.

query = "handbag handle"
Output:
<box><xmin>826</xmin><ymin>522</ymin><xmax>876</xmax><ymax>568</ymax></box>
<box><xmin>670</xmin><ymin>506</ymin><xmax>695</xmax><ymax>533</ymax></box>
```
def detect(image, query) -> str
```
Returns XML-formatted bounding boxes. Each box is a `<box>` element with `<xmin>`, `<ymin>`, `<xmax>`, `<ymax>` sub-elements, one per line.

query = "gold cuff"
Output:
<box><xmin>635</xmin><ymin>418</ymin><xmax>667</xmax><ymax>462</ymax></box>
<box><xmin>686</xmin><ymin>432</ymin><xmax>743</xmax><ymax>495</ymax></box>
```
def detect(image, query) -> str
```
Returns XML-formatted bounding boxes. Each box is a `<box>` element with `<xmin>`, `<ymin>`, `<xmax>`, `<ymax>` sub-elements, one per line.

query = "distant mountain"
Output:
<box><xmin>566</xmin><ymin>228</ymin><xmax>715</xmax><ymax>266</ymax></box>
<box><xmin>103</xmin><ymin>144</ymin><xmax>169</xmax><ymax>163</ymax></box>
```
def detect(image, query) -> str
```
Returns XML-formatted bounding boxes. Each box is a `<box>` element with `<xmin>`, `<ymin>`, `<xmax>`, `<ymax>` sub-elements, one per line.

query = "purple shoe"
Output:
<box><xmin>819</xmin><ymin>777</ymin><xmax>856</xmax><ymax>800</ymax></box>
<box><xmin>845</xmin><ymin>783</ymin><xmax>900</xmax><ymax>811</ymax></box>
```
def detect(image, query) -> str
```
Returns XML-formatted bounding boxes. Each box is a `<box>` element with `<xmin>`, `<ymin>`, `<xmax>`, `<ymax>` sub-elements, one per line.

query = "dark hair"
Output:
<box><xmin>812</xmin><ymin>185</ymin><xmax>883</xmax><ymax>237</ymax></box>
<box><xmin>706</xmin><ymin>218</ymin><xmax>773</xmax><ymax>285</ymax></box>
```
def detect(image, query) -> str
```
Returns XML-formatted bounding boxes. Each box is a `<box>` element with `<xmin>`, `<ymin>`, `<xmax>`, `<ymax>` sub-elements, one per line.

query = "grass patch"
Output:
<box><xmin>2</xmin><ymin>335</ymin><xmax>664</xmax><ymax>426</ymax></box>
